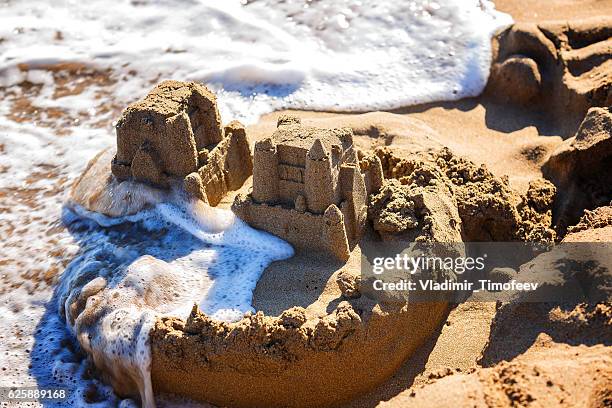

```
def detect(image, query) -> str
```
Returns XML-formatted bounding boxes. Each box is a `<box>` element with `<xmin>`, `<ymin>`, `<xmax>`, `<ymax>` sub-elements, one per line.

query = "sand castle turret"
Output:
<box><xmin>339</xmin><ymin>164</ymin><xmax>368</xmax><ymax>241</ymax></box>
<box><xmin>232</xmin><ymin>115</ymin><xmax>367</xmax><ymax>261</ymax></box>
<box><xmin>360</xmin><ymin>154</ymin><xmax>384</xmax><ymax>194</ymax></box>
<box><xmin>305</xmin><ymin>139</ymin><xmax>335</xmax><ymax>214</ymax></box>
<box><xmin>252</xmin><ymin>138</ymin><xmax>279</xmax><ymax>203</ymax></box>
<box><xmin>322</xmin><ymin>204</ymin><xmax>351</xmax><ymax>261</ymax></box>
<box><xmin>111</xmin><ymin>80</ymin><xmax>253</xmax><ymax>205</ymax></box>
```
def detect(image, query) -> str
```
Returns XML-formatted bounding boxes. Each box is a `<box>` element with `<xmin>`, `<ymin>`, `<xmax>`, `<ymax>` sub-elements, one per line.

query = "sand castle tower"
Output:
<box><xmin>305</xmin><ymin>139</ymin><xmax>336</xmax><ymax>214</ymax></box>
<box><xmin>252</xmin><ymin>138</ymin><xmax>279</xmax><ymax>204</ymax></box>
<box><xmin>111</xmin><ymin>80</ymin><xmax>252</xmax><ymax>205</ymax></box>
<box><xmin>233</xmin><ymin>115</ymin><xmax>368</xmax><ymax>261</ymax></box>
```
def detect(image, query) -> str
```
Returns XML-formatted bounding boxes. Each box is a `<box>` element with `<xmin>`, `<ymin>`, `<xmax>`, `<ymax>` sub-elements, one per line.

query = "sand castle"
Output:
<box><xmin>111</xmin><ymin>80</ymin><xmax>252</xmax><ymax>205</ymax></box>
<box><xmin>486</xmin><ymin>18</ymin><xmax>612</xmax><ymax>132</ymax></box>
<box><xmin>232</xmin><ymin>116</ymin><xmax>373</xmax><ymax>261</ymax></box>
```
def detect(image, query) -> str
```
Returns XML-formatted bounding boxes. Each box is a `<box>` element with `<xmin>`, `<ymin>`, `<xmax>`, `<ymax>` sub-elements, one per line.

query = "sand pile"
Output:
<box><xmin>567</xmin><ymin>206</ymin><xmax>612</xmax><ymax>236</ymax></box>
<box><xmin>371</xmin><ymin>147</ymin><xmax>556</xmax><ymax>242</ymax></box>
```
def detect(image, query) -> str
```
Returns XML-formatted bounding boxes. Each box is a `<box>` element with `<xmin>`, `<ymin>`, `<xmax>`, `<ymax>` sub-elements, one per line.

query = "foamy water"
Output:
<box><xmin>0</xmin><ymin>0</ymin><xmax>511</xmax><ymax>123</ymax></box>
<box><xmin>57</xmin><ymin>185</ymin><xmax>293</xmax><ymax>407</ymax></box>
<box><xmin>0</xmin><ymin>0</ymin><xmax>511</xmax><ymax>406</ymax></box>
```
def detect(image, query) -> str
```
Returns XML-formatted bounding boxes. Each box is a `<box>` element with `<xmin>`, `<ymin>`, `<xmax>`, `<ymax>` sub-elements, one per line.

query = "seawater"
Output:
<box><xmin>0</xmin><ymin>0</ymin><xmax>511</xmax><ymax>123</ymax></box>
<box><xmin>56</xmin><ymin>185</ymin><xmax>292</xmax><ymax>407</ymax></box>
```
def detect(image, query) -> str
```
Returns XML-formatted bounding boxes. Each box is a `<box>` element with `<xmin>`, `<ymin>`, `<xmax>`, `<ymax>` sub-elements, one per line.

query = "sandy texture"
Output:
<box><xmin>568</xmin><ymin>206</ymin><xmax>612</xmax><ymax>235</ymax></box>
<box><xmin>148</xmin><ymin>110</ymin><xmax>553</xmax><ymax>406</ymax></box>
<box><xmin>368</xmin><ymin>177</ymin><xmax>461</xmax><ymax>243</ymax></box>
<box><xmin>494</xmin><ymin>0</ymin><xmax>612</xmax><ymax>23</ymax></box>
<box><xmin>379</xmin><ymin>343</ymin><xmax>611</xmax><ymax>408</ymax></box>
<box><xmin>372</xmin><ymin>147</ymin><xmax>556</xmax><ymax>242</ymax></box>
<box><xmin>225</xmin><ymin>83</ymin><xmax>608</xmax><ymax>406</ymax></box>
<box><xmin>543</xmin><ymin>107</ymin><xmax>612</xmax><ymax>234</ymax></box>
<box><xmin>149</xmin><ymin>115</ymin><xmax>463</xmax><ymax>406</ymax></box>
<box><xmin>148</xmin><ymin>115</ymin><xmax>570</xmax><ymax>408</ymax></box>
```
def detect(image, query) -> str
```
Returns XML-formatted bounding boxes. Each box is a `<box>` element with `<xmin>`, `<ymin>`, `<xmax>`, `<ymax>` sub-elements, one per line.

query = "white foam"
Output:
<box><xmin>55</xmin><ymin>187</ymin><xmax>293</xmax><ymax>407</ymax></box>
<box><xmin>0</xmin><ymin>0</ymin><xmax>511</xmax><ymax>123</ymax></box>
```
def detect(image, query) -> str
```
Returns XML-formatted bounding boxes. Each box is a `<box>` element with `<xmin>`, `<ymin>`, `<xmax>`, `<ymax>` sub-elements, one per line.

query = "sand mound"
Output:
<box><xmin>543</xmin><ymin>107</ymin><xmax>612</xmax><ymax>235</ymax></box>
<box><xmin>380</xmin><ymin>343</ymin><xmax>612</xmax><ymax>408</ymax></box>
<box><xmin>372</xmin><ymin>147</ymin><xmax>556</xmax><ymax>242</ymax></box>
<box><xmin>487</xmin><ymin>17</ymin><xmax>612</xmax><ymax>132</ymax></box>
<box><xmin>368</xmin><ymin>178</ymin><xmax>461</xmax><ymax>243</ymax></box>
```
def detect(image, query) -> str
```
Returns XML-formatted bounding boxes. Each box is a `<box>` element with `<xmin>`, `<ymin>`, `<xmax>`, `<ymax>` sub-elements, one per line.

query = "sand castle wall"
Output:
<box><xmin>232</xmin><ymin>195</ymin><xmax>351</xmax><ymax>261</ymax></box>
<box><xmin>151</xmin><ymin>301</ymin><xmax>449</xmax><ymax>408</ymax></box>
<box><xmin>195</xmin><ymin>121</ymin><xmax>253</xmax><ymax>206</ymax></box>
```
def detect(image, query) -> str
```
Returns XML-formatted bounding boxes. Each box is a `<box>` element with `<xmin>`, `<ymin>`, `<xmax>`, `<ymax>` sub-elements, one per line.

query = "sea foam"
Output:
<box><xmin>58</xmin><ymin>185</ymin><xmax>293</xmax><ymax>407</ymax></box>
<box><xmin>0</xmin><ymin>0</ymin><xmax>512</xmax><ymax>123</ymax></box>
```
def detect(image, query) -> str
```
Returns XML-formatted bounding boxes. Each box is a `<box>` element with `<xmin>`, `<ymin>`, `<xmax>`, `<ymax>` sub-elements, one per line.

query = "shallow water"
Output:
<box><xmin>0</xmin><ymin>0</ymin><xmax>511</xmax><ymax>122</ymax></box>
<box><xmin>0</xmin><ymin>0</ymin><xmax>511</xmax><ymax>406</ymax></box>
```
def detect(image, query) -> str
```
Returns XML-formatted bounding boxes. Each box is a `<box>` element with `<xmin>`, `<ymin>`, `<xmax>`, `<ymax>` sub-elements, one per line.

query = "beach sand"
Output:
<box><xmin>0</xmin><ymin>0</ymin><xmax>610</xmax><ymax>406</ymax></box>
